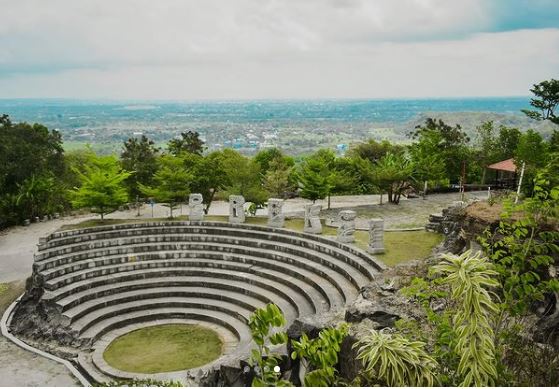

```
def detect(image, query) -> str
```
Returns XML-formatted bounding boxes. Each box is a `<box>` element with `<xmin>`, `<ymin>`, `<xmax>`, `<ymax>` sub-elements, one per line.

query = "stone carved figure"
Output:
<box><xmin>188</xmin><ymin>193</ymin><xmax>204</xmax><ymax>221</ymax></box>
<box><xmin>229</xmin><ymin>195</ymin><xmax>245</xmax><ymax>224</ymax></box>
<box><xmin>304</xmin><ymin>204</ymin><xmax>322</xmax><ymax>234</ymax></box>
<box><xmin>267</xmin><ymin>198</ymin><xmax>285</xmax><ymax>228</ymax></box>
<box><xmin>337</xmin><ymin>210</ymin><xmax>356</xmax><ymax>243</ymax></box>
<box><xmin>368</xmin><ymin>218</ymin><xmax>385</xmax><ymax>254</ymax></box>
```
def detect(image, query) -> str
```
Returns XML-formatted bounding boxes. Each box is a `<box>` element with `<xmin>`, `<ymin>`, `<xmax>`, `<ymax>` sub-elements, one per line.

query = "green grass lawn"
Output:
<box><xmin>103</xmin><ymin>324</ymin><xmax>223</xmax><ymax>373</ymax></box>
<box><xmin>60</xmin><ymin>216</ymin><xmax>442</xmax><ymax>266</ymax></box>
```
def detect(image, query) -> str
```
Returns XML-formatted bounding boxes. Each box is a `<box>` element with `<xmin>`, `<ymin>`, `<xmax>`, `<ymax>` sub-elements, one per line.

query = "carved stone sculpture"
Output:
<box><xmin>229</xmin><ymin>195</ymin><xmax>245</xmax><ymax>224</ymax></box>
<box><xmin>304</xmin><ymin>204</ymin><xmax>322</xmax><ymax>234</ymax></box>
<box><xmin>188</xmin><ymin>193</ymin><xmax>204</xmax><ymax>221</ymax></box>
<box><xmin>367</xmin><ymin>218</ymin><xmax>385</xmax><ymax>254</ymax></box>
<box><xmin>267</xmin><ymin>198</ymin><xmax>285</xmax><ymax>228</ymax></box>
<box><xmin>337</xmin><ymin>210</ymin><xmax>356</xmax><ymax>243</ymax></box>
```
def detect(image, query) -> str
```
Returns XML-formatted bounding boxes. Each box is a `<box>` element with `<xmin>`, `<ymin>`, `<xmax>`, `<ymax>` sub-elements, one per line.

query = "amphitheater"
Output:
<box><xmin>7</xmin><ymin>220</ymin><xmax>384</xmax><ymax>385</ymax></box>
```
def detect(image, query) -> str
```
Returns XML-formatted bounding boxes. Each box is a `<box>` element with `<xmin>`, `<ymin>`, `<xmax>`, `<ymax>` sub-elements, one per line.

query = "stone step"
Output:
<box><xmin>37</xmin><ymin>227</ymin><xmax>380</xmax><ymax>280</ymax></box>
<box><xmin>63</xmin><ymin>286</ymin><xmax>268</xmax><ymax>325</ymax></box>
<box><xmin>79</xmin><ymin>306</ymin><xmax>253</xmax><ymax>344</ymax></box>
<box><xmin>40</xmin><ymin>247</ymin><xmax>357</xmax><ymax>305</ymax></box>
<box><xmin>44</xmin><ymin>258</ymin><xmax>340</xmax><ymax>311</ymax></box>
<box><xmin>44</xmin><ymin>267</ymin><xmax>320</xmax><ymax>315</ymax></box>
<box><xmin>36</xmin><ymin>233</ymin><xmax>375</xmax><ymax>285</ymax></box>
<box><xmin>72</xmin><ymin>297</ymin><xmax>254</xmax><ymax>336</ymax></box>
<box><xmin>51</xmin><ymin>276</ymin><xmax>300</xmax><ymax>320</ymax></box>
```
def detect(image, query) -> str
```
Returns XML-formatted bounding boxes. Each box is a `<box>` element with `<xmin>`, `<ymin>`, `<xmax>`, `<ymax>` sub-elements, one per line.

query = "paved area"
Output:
<box><xmin>0</xmin><ymin>337</ymin><xmax>79</xmax><ymax>387</ymax></box>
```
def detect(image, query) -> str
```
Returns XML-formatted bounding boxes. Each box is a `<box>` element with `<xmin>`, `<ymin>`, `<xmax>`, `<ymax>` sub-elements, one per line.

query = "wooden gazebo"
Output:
<box><xmin>487</xmin><ymin>158</ymin><xmax>517</xmax><ymax>188</ymax></box>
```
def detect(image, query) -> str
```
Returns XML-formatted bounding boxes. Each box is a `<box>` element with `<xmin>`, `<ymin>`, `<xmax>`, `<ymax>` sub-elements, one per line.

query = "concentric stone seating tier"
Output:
<box><xmin>29</xmin><ymin>221</ymin><xmax>383</xmax><ymax>383</ymax></box>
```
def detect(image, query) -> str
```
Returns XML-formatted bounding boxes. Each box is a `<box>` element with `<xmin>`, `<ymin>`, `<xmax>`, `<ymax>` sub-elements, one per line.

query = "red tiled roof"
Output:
<box><xmin>487</xmin><ymin>158</ymin><xmax>517</xmax><ymax>172</ymax></box>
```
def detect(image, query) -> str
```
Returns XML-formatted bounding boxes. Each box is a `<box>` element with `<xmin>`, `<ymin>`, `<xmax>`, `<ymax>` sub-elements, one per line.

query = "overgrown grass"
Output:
<box><xmin>103</xmin><ymin>324</ymin><xmax>223</xmax><ymax>374</ymax></box>
<box><xmin>58</xmin><ymin>216</ymin><xmax>442</xmax><ymax>266</ymax></box>
<box><xmin>0</xmin><ymin>281</ymin><xmax>25</xmax><ymax>315</ymax></box>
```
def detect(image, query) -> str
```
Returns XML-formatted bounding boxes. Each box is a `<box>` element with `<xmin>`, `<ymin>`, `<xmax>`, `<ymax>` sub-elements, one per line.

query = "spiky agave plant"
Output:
<box><xmin>354</xmin><ymin>328</ymin><xmax>438</xmax><ymax>386</ymax></box>
<box><xmin>431</xmin><ymin>250</ymin><xmax>501</xmax><ymax>386</ymax></box>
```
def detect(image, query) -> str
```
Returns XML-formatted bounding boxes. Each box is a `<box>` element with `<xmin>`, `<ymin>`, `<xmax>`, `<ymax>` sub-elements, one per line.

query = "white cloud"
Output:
<box><xmin>0</xmin><ymin>0</ymin><xmax>557</xmax><ymax>98</ymax></box>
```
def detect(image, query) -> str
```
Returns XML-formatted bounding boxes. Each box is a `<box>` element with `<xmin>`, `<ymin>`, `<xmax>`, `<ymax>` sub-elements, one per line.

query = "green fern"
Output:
<box><xmin>354</xmin><ymin>328</ymin><xmax>438</xmax><ymax>386</ymax></box>
<box><xmin>431</xmin><ymin>250</ymin><xmax>500</xmax><ymax>386</ymax></box>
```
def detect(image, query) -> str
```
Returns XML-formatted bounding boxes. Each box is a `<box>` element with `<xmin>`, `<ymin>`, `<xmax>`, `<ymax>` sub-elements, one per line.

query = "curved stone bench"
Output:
<box><xmin>15</xmin><ymin>221</ymin><xmax>383</xmax><ymax>384</ymax></box>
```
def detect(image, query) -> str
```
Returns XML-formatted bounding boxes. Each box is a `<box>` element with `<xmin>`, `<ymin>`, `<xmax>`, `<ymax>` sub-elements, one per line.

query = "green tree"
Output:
<box><xmin>522</xmin><ymin>79</ymin><xmax>559</xmax><ymax>125</ymax></box>
<box><xmin>139</xmin><ymin>155</ymin><xmax>193</xmax><ymax>218</ymax></box>
<box><xmin>372</xmin><ymin>152</ymin><xmax>414</xmax><ymax>204</ymax></box>
<box><xmin>183</xmin><ymin>151</ymin><xmax>228</xmax><ymax>214</ymax></box>
<box><xmin>296</xmin><ymin>157</ymin><xmax>331</xmax><ymax>203</ymax></box>
<box><xmin>496</xmin><ymin>125</ymin><xmax>522</xmax><ymax>160</ymax></box>
<box><xmin>120</xmin><ymin>135</ymin><xmax>159</xmax><ymax>198</ymax></box>
<box><xmin>220</xmin><ymin>149</ymin><xmax>269</xmax><ymax>208</ymax></box>
<box><xmin>409</xmin><ymin>118</ymin><xmax>470</xmax><ymax>184</ymax></box>
<box><xmin>263</xmin><ymin>158</ymin><xmax>294</xmax><ymax>198</ymax></box>
<box><xmin>0</xmin><ymin>115</ymin><xmax>67</xmax><ymax>225</ymax></box>
<box><xmin>167</xmin><ymin>130</ymin><xmax>205</xmax><ymax>156</ymax></box>
<box><xmin>254</xmin><ymin>147</ymin><xmax>294</xmax><ymax>175</ymax></box>
<box><xmin>70</xmin><ymin>155</ymin><xmax>131</xmax><ymax>220</ymax></box>
<box><xmin>347</xmin><ymin>139</ymin><xmax>403</xmax><ymax>164</ymax></box>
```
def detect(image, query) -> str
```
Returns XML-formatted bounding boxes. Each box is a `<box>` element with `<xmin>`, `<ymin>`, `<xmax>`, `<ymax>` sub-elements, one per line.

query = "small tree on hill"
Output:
<box><xmin>139</xmin><ymin>155</ymin><xmax>193</xmax><ymax>218</ymax></box>
<box><xmin>296</xmin><ymin>158</ymin><xmax>331</xmax><ymax>203</ymax></box>
<box><xmin>70</xmin><ymin>155</ymin><xmax>131</xmax><ymax>220</ymax></box>
<box><xmin>167</xmin><ymin>131</ymin><xmax>205</xmax><ymax>156</ymax></box>
<box><xmin>120</xmin><ymin>135</ymin><xmax>159</xmax><ymax>198</ymax></box>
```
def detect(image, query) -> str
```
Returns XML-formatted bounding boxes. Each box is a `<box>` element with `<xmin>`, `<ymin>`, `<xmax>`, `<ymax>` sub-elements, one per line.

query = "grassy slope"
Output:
<box><xmin>60</xmin><ymin>216</ymin><xmax>442</xmax><ymax>266</ymax></box>
<box><xmin>103</xmin><ymin>324</ymin><xmax>223</xmax><ymax>373</ymax></box>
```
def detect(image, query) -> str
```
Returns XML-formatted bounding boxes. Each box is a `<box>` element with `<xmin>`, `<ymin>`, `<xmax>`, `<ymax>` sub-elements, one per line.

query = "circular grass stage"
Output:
<box><xmin>103</xmin><ymin>324</ymin><xmax>223</xmax><ymax>374</ymax></box>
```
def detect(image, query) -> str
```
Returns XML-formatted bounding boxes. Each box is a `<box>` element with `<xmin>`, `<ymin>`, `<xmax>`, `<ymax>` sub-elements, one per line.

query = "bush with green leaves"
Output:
<box><xmin>248</xmin><ymin>304</ymin><xmax>291</xmax><ymax>387</ymax></box>
<box><xmin>479</xmin><ymin>174</ymin><xmax>559</xmax><ymax>316</ymax></box>
<box><xmin>290</xmin><ymin>324</ymin><xmax>348</xmax><ymax>386</ymax></box>
<box><xmin>354</xmin><ymin>328</ymin><xmax>438</xmax><ymax>386</ymax></box>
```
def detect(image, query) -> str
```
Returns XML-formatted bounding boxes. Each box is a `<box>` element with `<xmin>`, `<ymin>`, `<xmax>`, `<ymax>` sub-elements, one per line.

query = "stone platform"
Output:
<box><xmin>10</xmin><ymin>221</ymin><xmax>383</xmax><ymax>385</ymax></box>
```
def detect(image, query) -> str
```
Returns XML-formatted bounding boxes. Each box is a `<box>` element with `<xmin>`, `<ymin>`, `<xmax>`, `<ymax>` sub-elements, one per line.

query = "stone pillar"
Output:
<box><xmin>229</xmin><ymin>195</ymin><xmax>245</xmax><ymax>224</ymax></box>
<box><xmin>267</xmin><ymin>198</ymin><xmax>285</xmax><ymax>228</ymax></box>
<box><xmin>337</xmin><ymin>210</ymin><xmax>356</xmax><ymax>243</ymax></box>
<box><xmin>304</xmin><ymin>204</ymin><xmax>322</xmax><ymax>234</ymax></box>
<box><xmin>188</xmin><ymin>193</ymin><xmax>204</xmax><ymax>221</ymax></box>
<box><xmin>367</xmin><ymin>218</ymin><xmax>385</xmax><ymax>254</ymax></box>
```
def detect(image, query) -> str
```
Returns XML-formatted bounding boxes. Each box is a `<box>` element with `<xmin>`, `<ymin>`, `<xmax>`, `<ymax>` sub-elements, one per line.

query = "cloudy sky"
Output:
<box><xmin>0</xmin><ymin>0</ymin><xmax>558</xmax><ymax>100</ymax></box>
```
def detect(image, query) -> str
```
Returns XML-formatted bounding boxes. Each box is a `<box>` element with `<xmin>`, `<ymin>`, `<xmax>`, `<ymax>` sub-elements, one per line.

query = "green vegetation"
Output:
<box><xmin>103</xmin><ymin>324</ymin><xmax>223</xmax><ymax>374</ymax></box>
<box><xmin>2</xmin><ymin>78</ymin><xmax>558</xmax><ymax>229</ymax></box>
<box><xmin>69</xmin><ymin>154</ymin><xmax>132</xmax><ymax>220</ymax></box>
